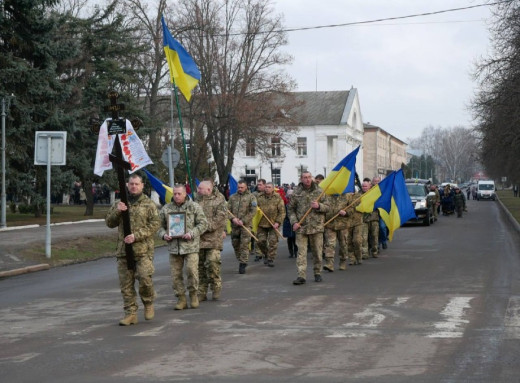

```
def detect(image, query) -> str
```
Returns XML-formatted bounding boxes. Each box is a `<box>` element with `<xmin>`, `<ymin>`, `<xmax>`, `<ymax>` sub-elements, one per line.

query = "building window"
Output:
<box><xmin>246</xmin><ymin>138</ymin><xmax>255</xmax><ymax>157</ymax></box>
<box><xmin>272</xmin><ymin>168</ymin><xmax>281</xmax><ymax>186</ymax></box>
<box><xmin>271</xmin><ymin>136</ymin><xmax>281</xmax><ymax>157</ymax></box>
<box><xmin>297</xmin><ymin>137</ymin><xmax>307</xmax><ymax>156</ymax></box>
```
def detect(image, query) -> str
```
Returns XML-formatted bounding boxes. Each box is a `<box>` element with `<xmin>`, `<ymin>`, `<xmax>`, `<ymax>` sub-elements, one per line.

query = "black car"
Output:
<box><xmin>405</xmin><ymin>179</ymin><xmax>436</xmax><ymax>226</ymax></box>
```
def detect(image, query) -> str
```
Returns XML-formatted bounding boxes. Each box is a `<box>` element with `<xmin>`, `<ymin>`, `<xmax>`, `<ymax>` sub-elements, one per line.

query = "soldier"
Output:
<box><xmin>323</xmin><ymin>192</ymin><xmax>354</xmax><ymax>271</ymax></box>
<box><xmin>252</xmin><ymin>179</ymin><xmax>266</xmax><ymax>261</ymax></box>
<box><xmin>228</xmin><ymin>180</ymin><xmax>257</xmax><ymax>274</ymax></box>
<box><xmin>346</xmin><ymin>180</ymin><xmax>370</xmax><ymax>265</ymax></box>
<box><xmin>430</xmin><ymin>184</ymin><xmax>441</xmax><ymax>221</ymax></box>
<box><xmin>288</xmin><ymin>171</ymin><xmax>330</xmax><ymax>285</ymax></box>
<box><xmin>367</xmin><ymin>177</ymin><xmax>381</xmax><ymax>258</ymax></box>
<box><xmin>158</xmin><ymin>184</ymin><xmax>208</xmax><ymax>310</ymax></box>
<box><xmin>195</xmin><ymin>180</ymin><xmax>227</xmax><ymax>301</ymax></box>
<box><xmin>105</xmin><ymin>173</ymin><xmax>160</xmax><ymax>326</ymax></box>
<box><xmin>256</xmin><ymin>182</ymin><xmax>286</xmax><ymax>267</ymax></box>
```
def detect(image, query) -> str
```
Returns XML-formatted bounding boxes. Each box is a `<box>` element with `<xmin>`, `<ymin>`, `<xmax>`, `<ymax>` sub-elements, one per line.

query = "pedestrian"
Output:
<box><xmin>228</xmin><ymin>180</ymin><xmax>257</xmax><ymax>274</ymax></box>
<box><xmin>453</xmin><ymin>187</ymin><xmax>466</xmax><ymax>218</ymax></box>
<box><xmin>105</xmin><ymin>173</ymin><xmax>160</xmax><ymax>326</ymax></box>
<box><xmin>514</xmin><ymin>184</ymin><xmax>518</xmax><ymax>197</ymax></box>
<box><xmin>430</xmin><ymin>184</ymin><xmax>440</xmax><ymax>221</ymax></box>
<box><xmin>252</xmin><ymin>179</ymin><xmax>266</xmax><ymax>261</ymax></box>
<box><xmin>158</xmin><ymin>184</ymin><xmax>208</xmax><ymax>310</ymax></box>
<box><xmin>323</xmin><ymin>192</ymin><xmax>353</xmax><ymax>271</ymax></box>
<box><xmin>256</xmin><ymin>182</ymin><xmax>286</xmax><ymax>267</ymax></box>
<box><xmin>195</xmin><ymin>180</ymin><xmax>227</xmax><ymax>301</ymax></box>
<box><xmin>288</xmin><ymin>171</ymin><xmax>330</xmax><ymax>285</ymax></box>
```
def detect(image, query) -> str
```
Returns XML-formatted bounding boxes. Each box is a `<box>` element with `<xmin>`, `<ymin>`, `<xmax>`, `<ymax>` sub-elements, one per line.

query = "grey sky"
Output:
<box><xmin>272</xmin><ymin>0</ymin><xmax>493</xmax><ymax>141</ymax></box>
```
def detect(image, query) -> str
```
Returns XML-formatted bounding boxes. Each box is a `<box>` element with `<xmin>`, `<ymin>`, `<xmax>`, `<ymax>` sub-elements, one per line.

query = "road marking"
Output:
<box><xmin>504</xmin><ymin>296</ymin><xmax>520</xmax><ymax>339</ymax></box>
<box><xmin>0</xmin><ymin>353</ymin><xmax>40</xmax><ymax>363</ymax></box>
<box><xmin>427</xmin><ymin>297</ymin><xmax>473</xmax><ymax>338</ymax></box>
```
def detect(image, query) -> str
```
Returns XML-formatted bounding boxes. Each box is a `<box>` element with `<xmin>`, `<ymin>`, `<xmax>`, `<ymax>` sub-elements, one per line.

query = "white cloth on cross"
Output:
<box><xmin>93</xmin><ymin>118</ymin><xmax>153</xmax><ymax>177</ymax></box>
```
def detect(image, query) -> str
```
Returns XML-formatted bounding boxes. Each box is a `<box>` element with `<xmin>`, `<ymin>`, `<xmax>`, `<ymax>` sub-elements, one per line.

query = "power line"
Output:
<box><xmin>224</xmin><ymin>0</ymin><xmax>509</xmax><ymax>36</ymax></box>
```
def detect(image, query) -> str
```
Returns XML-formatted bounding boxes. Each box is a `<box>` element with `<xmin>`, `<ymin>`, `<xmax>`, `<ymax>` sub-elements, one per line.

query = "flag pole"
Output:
<box><xmin>323</xmin><ymin>184</ymin><xmax>379</xmax><ymax>226</ymax></box>
<box><xmin>257</xmin><ymin>206</ymin><xmax>285</xmax><ymax>239</ymax></box>
<box><xmin>171</xmin><ymin>80</ymin><xmax>195</xmax><ymax>195</ymax></box>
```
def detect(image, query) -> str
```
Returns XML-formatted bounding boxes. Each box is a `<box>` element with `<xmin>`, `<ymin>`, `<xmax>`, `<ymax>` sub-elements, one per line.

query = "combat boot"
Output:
<box><xmin>144</xmin><ymin>304</ymin><xmax>154</xmax><ymax>320</ymax></box>
<box><xmin>174</xmin><ymin>295</ymin><xmax>187</xmax><ymax>310</ymax></box>
<box><xmin>339</xmin><ymin>260</ymin><xmax>347</xmax><ymax>270</ymax></box>
<box><xmin>212</xmin><ymin>287</ymin><xmax>221</xmax><ymax>300</ymax></box>
<box><xmin>190</xmin><ymin>293</ymin><xmax>199</xmax><ymax>309</ymax></box>
<box><xmin>323</xmin><ymin>259</ymin><xmax>334</xmax><ymax>272</ymax></box>
<box><xmin>239</xmin><ymin>263</ymin><xmax>247</xmax><ymax>274</ymax></box>
<box><xmin>119</xmin><ymin>313</ymin><xmax>138</xmax><ymax>326</ymax></box>
<box><xmin>198</xmin><ymin>292</ymin><xmax>208</xmax><ymax>302</ymax></box>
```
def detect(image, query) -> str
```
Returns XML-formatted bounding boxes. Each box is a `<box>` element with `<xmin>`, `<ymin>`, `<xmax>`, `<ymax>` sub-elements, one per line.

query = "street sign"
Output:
<box><xmin>162</xmin><ymin>148</ymin><xmax>181</xmax><ymax>168</ymax></box>
<box><xmin>34</xmin><ymin>131</ymin><xmax>67</xmax><ymax>166</ymax></box>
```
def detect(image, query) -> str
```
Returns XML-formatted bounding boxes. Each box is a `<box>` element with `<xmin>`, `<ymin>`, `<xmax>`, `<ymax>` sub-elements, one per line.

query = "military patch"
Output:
<box><xmin>251</xmin><ymin>201</ymin><xmax>257</xmax><ymax>207</ymax></box>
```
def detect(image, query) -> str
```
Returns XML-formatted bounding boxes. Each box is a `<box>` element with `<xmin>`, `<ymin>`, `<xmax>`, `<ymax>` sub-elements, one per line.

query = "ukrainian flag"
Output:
<box><xmin>320</xmin><ymin>146</ymin><xmax>360</xmax><ymax>195</ymax></box>
<box><xmin>356</xmin><ymin>171</ymin><xmax>395</xmax><ymax>213</ymax></box>
<box><xmin>228</xmin><ymin>173</ymin><xmax>238</xmax><ymax>196</ymax></box>
<box><xmin>378</xmin><ymin>169</ymin><xmax>416</xmax><ymax>241</ymax></box>
<box><xmin>143</xmin><ymin>169</ymin><xmax>173</xmax><ymax>204</ymax></box>
<box><xmin>161</xmin><ymin>16</ymin><xmax>201</xmax><ymax>102</ymax></box>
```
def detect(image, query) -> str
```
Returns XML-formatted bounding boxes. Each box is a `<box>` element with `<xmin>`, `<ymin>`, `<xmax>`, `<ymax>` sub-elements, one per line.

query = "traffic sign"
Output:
<box><xmin>162</xmin><ymin>148</ymin><xmax>181</xmax><ymax>168</ymax></box>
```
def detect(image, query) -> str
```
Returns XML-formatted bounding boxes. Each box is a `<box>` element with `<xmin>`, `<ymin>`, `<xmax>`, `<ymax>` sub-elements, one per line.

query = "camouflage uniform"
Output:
<box><xmin>288</xmin><ymin>182</ymin><xmax>330</xmax><ymax>279</ymax></box>
<box><xmin>367</xmin><ymin>210</ymin><xmax>380</xmax><ymax>258</ymax></box>
<box><xmin>105</xmin><ymin>194</ymin><xmax>160</xmax><ymax>316</ymax></box>
<box><xmin>323</xmin><ymin>193</ymin><xmax>354</xmax><ymax>270</ymax></box>
<box><xmin>256</xmin><ymin>191</ymin><xmax>286</xmax><ymax>262</ymax></box>
<box><xmin>432</xmin><ymin>188</ymin><xmax>441</xmax><ymax>220</ymax></box>
<box><xmin>228</xmin><ymin>189</ymin><xmax>257</xmax><ymax>265</ymax></box>
<box><xmin>346</xmin><ymin>191</ymin><xmax>367</xmax><ymax>265</ymax></box>
<box><xmin>158</xmin><ymin>199</ymin><xmax>208</xmax><ymax>298</ymax></box>
<box><xmin>196</xmin><ymin>188</ymin><xmax>227</xmax><ymax>299</ymax></box>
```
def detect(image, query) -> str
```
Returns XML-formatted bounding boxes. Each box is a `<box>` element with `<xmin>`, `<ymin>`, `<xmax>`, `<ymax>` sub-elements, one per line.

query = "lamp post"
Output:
<box><xmin>1</xmin><ymin>96</ymin><xmax>13</xmax><ymax>229</ymax></box>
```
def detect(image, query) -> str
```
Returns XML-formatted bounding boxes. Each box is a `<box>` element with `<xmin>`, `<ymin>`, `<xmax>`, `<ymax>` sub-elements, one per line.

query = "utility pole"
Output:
<box><xmin>1</xmin><ymin>96</ymin><xmax>13</xmax><ymax>229</ymax></box>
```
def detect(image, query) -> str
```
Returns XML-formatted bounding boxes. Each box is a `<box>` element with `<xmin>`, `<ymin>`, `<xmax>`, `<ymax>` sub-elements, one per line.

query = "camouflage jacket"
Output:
<box><xmin>324</xmin><ymin>193</ymin><xmax>354</xmax><ymax>230</ymax></box>
<box><xmin>257</xmin><ymin>192</ymin><xmax>286</xmax><ymax>228</ymax></box>
<box><xmin>227</xmin><ymin>189</ymin><xmax>257</xmax><ymax>227</ymax></box>
<box><xmin>105</xmin><ymin>194</ymin><xmax>160</xmax><ymax>258</ymax></box>
<box><xmin>158</xmin><ymin>199</ymin><xmax>208</xmax><ymax>255</ymax></box>
<box><xmin>368</xmin><ymin>209</ymin><xmax>380</xmax><ymax>222</ymax></box>
<box><xmin>288</xmin><ymin>181</ymin><xmax>330</xmax><ymax>234</ymax></box>
<box><xmin>195</xmin><ymin>188</ymin><xmax>228</xmax><ymax>250</ymax></box>
<box><xmin>346</xmin><ymin>191</ymin><xmax>367</xmax><ymax>227</ymax></box>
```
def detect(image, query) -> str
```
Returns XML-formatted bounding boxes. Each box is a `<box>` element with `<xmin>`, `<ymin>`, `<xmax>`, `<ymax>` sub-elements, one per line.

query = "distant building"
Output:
<box><xmin>363</xmin><ymin>123</ymin><xmax>407</xmax><ymax>179</ymax></box>
<box><xmin>232</xmin><ymin>89</ymin><xmax>364</xmax><ymax>186</ymax></box>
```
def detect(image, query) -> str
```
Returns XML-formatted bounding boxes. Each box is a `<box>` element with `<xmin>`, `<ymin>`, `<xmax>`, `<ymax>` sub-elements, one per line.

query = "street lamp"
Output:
<box><xmin>1</xmin><ymin>95</ymin><xmax>13</xmax><ymax>229</ymax></box>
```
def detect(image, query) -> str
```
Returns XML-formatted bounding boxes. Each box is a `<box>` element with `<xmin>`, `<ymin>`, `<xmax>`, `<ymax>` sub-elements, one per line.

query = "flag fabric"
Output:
<box><xmin>195</xmin><ymin>178</ymin><xmax>200</xmax><ymax>187</ymax></box>
<box><xmin>143</xmin><ymin>169</ymin><xmax>173</xmax><ymax>204</ymax></box>
<box><xmin>378</xmin><ymin>169</ymin><xmax>416</xmax><ymax>241</ymax></box>
<box><xmin>228</xmin><ymin>173</ymin><xmax>238</xmax><ymax>196</ymax></box>
<box><xmin>319</xmin><ymin>146</ymin><xmax>360</xmax><ymax>195</ymax></box>
<box><xmin>161</xmin><ymin>16</ymin><xmax>201</xmax><ymax>102</ymax></box>
<box><xmin>356</xmin><ymin>171</ymin><xmax>396</xmax><ymax>213</ymax></box>
<box><xmin>94</xmin><ymin>119</ymin><xmax>153</xmax><ymax>177</ymax></box>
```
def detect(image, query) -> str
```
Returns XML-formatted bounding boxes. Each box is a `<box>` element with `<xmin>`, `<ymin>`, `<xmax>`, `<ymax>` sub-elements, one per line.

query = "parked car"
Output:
<box><xmin>405</xmin><ymin>179</ymin><xmax>436</xmax><ymax>226</ymax></box>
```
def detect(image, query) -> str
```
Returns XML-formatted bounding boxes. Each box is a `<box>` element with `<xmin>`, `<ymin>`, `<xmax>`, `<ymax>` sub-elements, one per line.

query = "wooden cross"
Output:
<box><xmin>104</xmin><ymin>91</ymin><xmax>136</xmax><ymax>270</ymax></box>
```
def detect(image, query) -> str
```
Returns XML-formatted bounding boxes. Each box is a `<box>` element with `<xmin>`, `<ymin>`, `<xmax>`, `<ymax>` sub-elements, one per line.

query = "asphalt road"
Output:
<box><xmin>1</xmin><ymin>199</ymin><xmax>519</xmax><ymax>382</ymax></box>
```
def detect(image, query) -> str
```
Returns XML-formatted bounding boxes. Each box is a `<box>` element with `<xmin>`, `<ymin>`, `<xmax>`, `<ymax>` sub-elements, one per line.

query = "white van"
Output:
<box><xmin>477</xmin><ymin>180</ymin><xmax>496</xmax><ymax>201</ymax></box>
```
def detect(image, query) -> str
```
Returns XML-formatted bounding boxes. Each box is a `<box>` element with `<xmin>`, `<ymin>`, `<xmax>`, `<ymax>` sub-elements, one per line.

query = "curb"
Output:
<box><xmin>496</xmin><ymin>196</ymin><xmax>520</xmax><ymax>233</ymax></box>
<box><xmin>0</xmin><ymin>219</ymin><xmax>104</xmax><ymax>232</ymax></box>
<box><xmin>0</xmin><ymin>264</ymin><xmax>50</xmax><ymax>278</ymax></box>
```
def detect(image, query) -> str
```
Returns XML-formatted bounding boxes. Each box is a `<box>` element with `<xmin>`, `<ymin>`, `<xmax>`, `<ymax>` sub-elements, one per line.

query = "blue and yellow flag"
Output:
<box><xmin>379</xmin><ymin>169</ymin><xmax>416</xmax><ymax>241</ymax></box>
<box><xmin>161</xmin><ymin>16</ymin><xmax>201</xmax><ymax>102</ymax></box>
<box><xmin>228</xmin><ymin>173</ymin><xmax>238</xmax><ymax>196</ymax></box>
<box><xmin>356</xmin><ymin>171</ymin><xmax>396</xmax><ymax>213</ymax></box>
<box><xmin>319</xmin><ymin>146</ymin><xmax>360</xmax><ymax>195</ymax></box>
<box><xmin>143</xmin><ymin>169</ymin><xmax>173</xmax><ymax>204</ymax></box>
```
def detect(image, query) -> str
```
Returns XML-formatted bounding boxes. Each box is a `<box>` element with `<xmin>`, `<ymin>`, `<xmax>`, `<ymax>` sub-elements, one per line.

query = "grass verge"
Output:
<box><xmin>6</xmin><ymin>205</ymin><xmax>110</xmax><ymax>226</ymax></box>
<box><xmin>497</xmin><ymin>190</ymin><xmax>520</xmax><ymax>224</ymax></box>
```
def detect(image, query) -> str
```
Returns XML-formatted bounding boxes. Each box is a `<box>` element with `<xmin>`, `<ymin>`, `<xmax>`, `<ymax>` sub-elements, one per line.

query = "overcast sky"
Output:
<box><xmin>271</xmin><ymin>0</ymin><xmax>494</xmax><ymax>141</ymax></box>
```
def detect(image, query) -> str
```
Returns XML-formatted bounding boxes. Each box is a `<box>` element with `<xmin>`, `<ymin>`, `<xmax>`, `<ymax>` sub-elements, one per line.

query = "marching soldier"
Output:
<box><xmin>105</xmin><ymin>173</ymin><xmax>160</xmax><ymax>326</ymax></box>
<box><xmin>323</xmin><ymin>192</ymin><xmax>354</xmax><ymax>271</ymax></box>
<box><xmin>288</xmin><ymin>171</ymin><xmax>330</xmax><ymax>285</ymax></box>
<box><xmin>158</xmin><ymin>184</ymin><xmax>208</xmax><ymax>310</ymax></box>
<box><xmin>196</xmin><ymin>180</ymin><xmax>228</xmax><ymax>301</ymax></box>
<box><xmin>256</xmin><ymin>182</ymin><xmax>286</xmax><ymax>267</ymax></box>
<box><xmin>228</xmin><ymin>180</ymin><xmax>257</xmax><ymax>274</ymax></box>
<box><xmin>346</xmin><ymin>181</ymin><xmax>371</xmax><ymax>265</ymax></box>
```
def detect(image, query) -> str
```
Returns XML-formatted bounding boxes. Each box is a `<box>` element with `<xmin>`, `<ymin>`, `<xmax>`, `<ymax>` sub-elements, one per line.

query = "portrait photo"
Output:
<box><xmin>168</xmin><ymin>212</ymin><xmax>186</xmax><ymax>238</ymax></box>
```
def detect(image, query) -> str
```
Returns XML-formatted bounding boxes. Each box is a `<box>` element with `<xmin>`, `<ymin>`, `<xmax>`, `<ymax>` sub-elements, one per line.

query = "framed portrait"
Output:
<box><xmin>168</xmin><ymin>212</ymin><xmax>186</xmax><ymax>238</ymax></box>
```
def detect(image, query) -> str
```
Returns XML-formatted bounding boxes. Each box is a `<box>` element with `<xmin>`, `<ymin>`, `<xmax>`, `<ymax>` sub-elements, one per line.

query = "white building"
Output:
<box><xmin>231</xmin><ymin>89</ymin><xmax>365</xmax><ymax>186</ymax></box>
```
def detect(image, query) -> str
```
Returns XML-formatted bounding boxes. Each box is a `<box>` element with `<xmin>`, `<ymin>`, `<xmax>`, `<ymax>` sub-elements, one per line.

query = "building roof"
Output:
<box><xmin>290</xmin><ymin>90</ymin><xmax>351</xmax><ymax>126</ymax></box>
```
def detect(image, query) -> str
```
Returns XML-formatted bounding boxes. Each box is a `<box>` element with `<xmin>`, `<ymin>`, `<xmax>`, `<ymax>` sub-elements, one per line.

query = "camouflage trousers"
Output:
<box><xmin>323</xmin><ymin>227</ymin><xmax>349</xmax><ymax>266</ymax></box>
<box><xmin>117</xmin><ymin>255</ymin><xmax>155</xmax><ymax>315</ymax></box>
<box><xmin>231</xmin><ymin>226</ymin><xmax>252</xmax><ymax>264</ymax></box>
<box><xmin>295</xmin><ymin>232</ymin><xmax>323</xmax><ymax>279</ymax></box>
<box><xmin>169</xmin><ymin>252</ymin><xmax>199</xmax><ymax>297</ymax></box>
<box><xmin>368</xmin><ymin>220</ymin><xmax>379</xmax><ymax>256</ymax></box>
<box><xmin>198</xmin><ymin>248</ymin><xmax>222</xmax><ymax>296</ymax></box>
<box><xmin>256</xmin><ymin>226</ymin><xmax>280</xmax><ymax>261</ymax></box>
<box><xmin>347</xmin><ymin>224</ymin><xmax>368</xmax><ymax>264</ymax></box>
